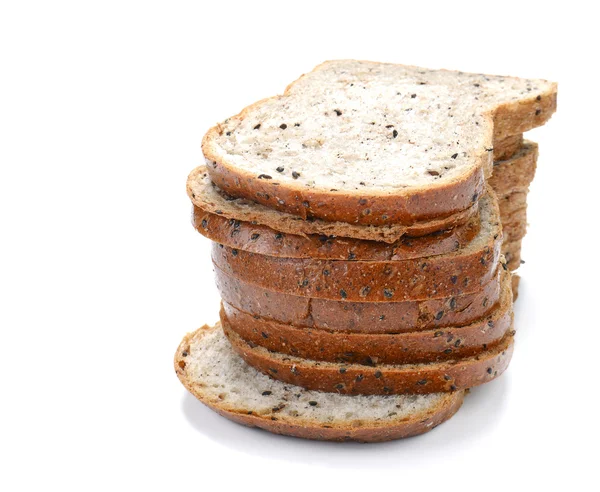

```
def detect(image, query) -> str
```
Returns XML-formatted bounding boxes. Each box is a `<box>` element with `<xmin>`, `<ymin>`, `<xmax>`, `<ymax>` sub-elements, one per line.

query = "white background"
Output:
<box><xmin>1</xmin><ymin>1</ymin><xmax>598</xmax><ymax>490</ymax></box>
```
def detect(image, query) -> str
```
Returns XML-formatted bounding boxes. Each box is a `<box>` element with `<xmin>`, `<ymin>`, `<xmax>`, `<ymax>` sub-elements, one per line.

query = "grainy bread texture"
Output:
<box><xmin>175</xmin><ymin>323</ymin><xmax>464</xmax><ymax>442</ymax></box>
<box><xmin>503</xmin><ymin>240</ymin><xmax>523</xmax><ymax>271</ymax></box>
<box><xmin>502</xmin><ymin>210</ymin><xmax>528</xmax><ymax>243</ymax></box>
<box><xmin>214</xmin><ymin>266</ymin><xmax>503</xmax><ymax>333</ymax></box>
<box><xmin>188</xmin><ymin>166</ymin><xmax>479</xmax><ymax>243</ymax></box>
<box><xmin>493</xmin><ymin>133</ymin><xmax>523</xmax><ymax>161</ymax></box>
<box><xmin>511</xmin><ymin>274</ymin><xmax>521</xmax><ymax>301</ymax></box>
<box><xmin>223</xmin><ymin>322</ymin><xmax>515</xmax><ymax>395</ymax></box>
<box><xmin>498</xmin><ymin>191</ymin><xmax>528</xmax><ymax>219</ymax></box>
<box><xmin>193</xmin><ymin>199</ymin><xmax>480</xmax><ymax>261</ymax></box>
<box><xmin>203</xmin><ymin>60</ymin><xmax>556</xmax><ymax>225</ymax></box>
<box><xmin>489</xmin><ymin>142</ymin><xmax>538</xmax><ymax>196</ymax></box>
<box><xmin>211</xmin><ymin>189</ymin><xmax>502</xmax><ymax>302</ymax></box>
<box><xmin>221</xmin><ymin>272</ymin><xmax>513</xmax><ymax>365</ymax></box>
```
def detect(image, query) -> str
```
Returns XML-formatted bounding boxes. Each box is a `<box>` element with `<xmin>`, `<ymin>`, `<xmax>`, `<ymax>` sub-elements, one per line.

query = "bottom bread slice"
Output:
<box><xmin>175</xmin><ymin>323</ymin><xmax>465</xmax><ymax>442</ymax></box>
<box><xmin>224</xmin><ymin>323</ymin><xmax>514</xmax><ymax>395</ymax></box>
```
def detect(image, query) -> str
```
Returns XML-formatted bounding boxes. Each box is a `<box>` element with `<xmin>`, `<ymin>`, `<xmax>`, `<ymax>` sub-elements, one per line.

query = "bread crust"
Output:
<box><xmin>220</xmin><ymin>277</ymin><xmax>513</xmax><ymax>365</ymax></box>
<box><xmin>214</xmin><ymin>266</ymin><xmax>503</xmax><ymax>333</ymax></box>
<box><xmin>502</xmin><ymin>209</ymin><xmax>527</xmax><ymax>243</ymax></box>
<box><xmin>503</xmin><ymin>240</ymin><xmax>523</xmax><ymax>271</ymax></box>
<box><xmin>223</xmin><ymin>323</ymin><xmax>515</xmax><ymax>395</ymax></box>
<box><xmin>188</xmin><ymin>166</ymin><xmax>480</xmax><ymax>243</ymax></box>
<box><xmin>202</xmin><ymin>61</ymin><xmax>556</xmax><ymax>225</ymax></box>
<box><xmin>211</xmin><ymin>233</ymin><xmax>501</xmax><ymax>302</ymax></box>
<box><xmin>493</xmin><ymin>90</ymin><xmax>557</xmax><ymax>140</ymax></box>
<box><xmin>498</xmin><ymin>191</ymin><xmax>528</xmax><ymax>220</ymax></box>
<box><xmin>489</xmin><ymin>142</ymin><xmax>538</xmax><ymax>196</ymax></box>
<box><xmin>511</xmin><ymin>274</ymin><xmax>520</xmax><ymax>301</ymax></box>
<box><xmin>174</xmin><ymin>324</ymin><xmax>465</xmax><ymax>443</ymax></box>
<box><xmin>493</xmin><ymin>133</ymin><xmax>523</xmax><ymax>161</ymax></box>
<box><xmin>204</xmin><ymin>147</ymin><xmax>486</xmax><ymax>226</ymax></box>
<box><xmin>193</xmin><ymin>204</ymin><xmax>480</xmax><ymax>261</ymax></box>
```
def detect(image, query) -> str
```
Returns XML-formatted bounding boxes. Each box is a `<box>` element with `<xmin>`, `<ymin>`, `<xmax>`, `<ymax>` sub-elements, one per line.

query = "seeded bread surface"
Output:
<box><xmin>214</xmin><ymin>266</ymin><xmax>504</xmax><ymax>333</ymax></box>
<box><xmin>221</xmin><ymin>273</ymin><xmax>513</xmax><ymax>365</ymax></box>
<box><xmin>211</xmin><ymin>188</ymin><xmax>502</xmax><ymax>302</ymax></box>
<box><xmin>175</xmin><ymin>323</ymin><xmax>464</xmax><ymax>442</ymax></box>
<box><xmin>188</xmin><ymin>166</ymin><xmax>479</xmax><ymax>243</ymax></box>
<box><xmin>193</xmin><ymin>202</ymin><xmax>480</xmax><ymax>261</ymax></box>
<box><xmin>203</xmin><ymin>60</ymin><xmax>556</xmax><ymax>225</ymax></box>
<box><xmin>223</xmin><ymin>322</ymin><xmax>515</xmax><ymax>395</ymax></box>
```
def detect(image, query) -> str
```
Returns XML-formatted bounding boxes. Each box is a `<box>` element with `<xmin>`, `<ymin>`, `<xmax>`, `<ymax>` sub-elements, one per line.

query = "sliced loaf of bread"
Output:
<box><xmin>202</xmin><ymin>60</ymin><xmax>556</xmax><ymax>225</ymax></box>
<box><xmin>175</xmin><ymin>323</ymin><xmax>464</xmax><ymax>442</ymax></box>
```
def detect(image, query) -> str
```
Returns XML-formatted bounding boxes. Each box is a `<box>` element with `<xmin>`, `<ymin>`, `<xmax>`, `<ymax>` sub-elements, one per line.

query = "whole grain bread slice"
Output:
<box><xmin>188</xmin><ymin>166</ymin><xmax>479</xmax><ymax>243</ymax></box>
<box><xmin>214</xmin><ymin>265</ymin><xmax>503</xmax><ymax>333</ymax></box>
<box><xmin>503</xmin><ymin>240</ymin><xmax>523</xmax><ymax>271</ymax></box>
<box><xmin>502</xmin><ymin>209</ymin><xmax>528</xmax><ymax>243</ymax></box>
<box><xmin>512</xmin><ymin>274</ymin><xmax>521</xmax><ymax>301</ymax></box>
<box><xmin>223</xmin><ymin>322</ymin><xmax>515</xmax><ymax>395</ymax></box>
<box><xmin>489</xmin><ymin>141</ymin><xmax>538</xmax><ymax>196</ymax></box>
<box><xmin>175</xmin><ymin>323</ymin><xmax>464</xmax><ymax>442</ymax></box>
<box><xmin>193</xmin><ymin>195</ymin><xmax>480</xmax><ymax>261</ymax></box>
<box><xmin>203</xmin><ymin>60</ymin><xmax>556</xmax><ymax>225</ymax></box>
<box><xmin>211</xmin><ymin>188</ymin><xmax>502</xmax><ymax>302</ymax></box>
<box><xmin>221</xmin><ymin>272</ymin><xmax>513</xmax><ymax>365</ymax></box>
<box><xmin>498</xmin><ymin>191</ymin><xmax>528</xmax><ymax>220</ymax></box>
<box><xmin>493</xmin><ymin>133</ymin><xmax>523</xmax><ymax>161</ymax></box>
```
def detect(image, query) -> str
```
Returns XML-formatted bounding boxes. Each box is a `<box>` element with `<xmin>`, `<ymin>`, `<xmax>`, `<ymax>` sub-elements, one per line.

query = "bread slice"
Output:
<box><xmin>211</xmin><ymin>188</ymin><xmax>502</xmax><ymax>302</ymax></box>
<box><xmin>193</xmin><ymin>196</ymin><xmax>480</xmax><ymax>261</ymax></box>
<box><xmin>502</xmin><ymin>209</ymin><xmax>528</xmax><ymax>243</ymax></box>
<box><xmin>175</xmin><ymin>323</ymin><xmax>464</xmax><ymax>442</ymax></box>
<box><xmin>498</xmin><ymin>191</ymin><xmax>528</xmax><ymax>220</ymax></box>
<box><xmin>202</xmin><ymin>60</ymin><xmax>556</xmax><ymax>225</ymax></box>
<box><xmin>221</xmin><ymin>271</ymin><xmax>513</xmax><ymax>365</ymax></box>
<box><xmin>493</xmin><ymin>133</ymin><xmax>523</xmax><ymax>161</ymax></box>
<box><xmin>215</xmin><ymin>265</ymin><xmax>503</xmax><ymax>333</ymax></box>
<box><xmin>511</xmin><ymin>274</ymin><xmax>521</xmax><ymax>301</ymax></box>
<box><xmin>223</xmin><ymin>321</ymin><xmax>515</xmax><ymax>395</ymax></box>
<box><xmin>489</xmin><ymin>141</ymin><xmax>538</xmax><ymax>196</ymax></box>
<box><xmin>503</xmin><ymin>240</ymin><xmax>523</xmax><ymax>271</ymax></box>
<box><xmin>188</xmin><ymin>166</ymin><xmax>479</xmax><ymax>243</ymax></box>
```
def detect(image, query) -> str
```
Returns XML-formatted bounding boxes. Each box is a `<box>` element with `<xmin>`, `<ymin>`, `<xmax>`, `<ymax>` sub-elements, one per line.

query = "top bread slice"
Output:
<box><xmin>202</xmin><ymin>60</ymin><xmax>557</xmax><ymax>226</ymax></box>
<box><xmin>187</xmin><ymin>166</ymin><xmax>479</xmax><ymax>243</ymax></box>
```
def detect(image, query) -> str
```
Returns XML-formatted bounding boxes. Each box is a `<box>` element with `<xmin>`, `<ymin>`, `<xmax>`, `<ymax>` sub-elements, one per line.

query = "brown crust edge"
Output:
<box><xmin>220</xmin><ymin>280</ymin><xmax>513</xmax><ymax>365</ymax></box>
<box><xmin>211</xmin><ymin>237</ymin><xmax>502</xmax><ymax>302</ymax></box>
<box><xmin>223</xmin><ymin>322</ymin><xmax>515</xmax><ymax>396</ymax></box>
<box><xmin>174</xmin><ymin>324</ymin><xmax>465</xmax><ymax>442</ymax></box>
<box><xmin>187</xmin><ymin>166</ymin><xmax>481</xmax><ymax>243</ymax></box>
<box><xmin>214</xmin><ymin>265</ymin><xmax>504</xmax><ymax>334</ymax></box>
<box><xmin>192</xmin><ymin>202</ymin><xmax>481</xmax><ymax>261</ymax></box>
<box><xmin>201</xmin><ymin>62</ymin><xmax>556</xmax><ymax>226</ymax></box>
<box><xmin>203</xmin><ymin>147</ymin><xmax>486</xmax><ymax>226</ymax></box>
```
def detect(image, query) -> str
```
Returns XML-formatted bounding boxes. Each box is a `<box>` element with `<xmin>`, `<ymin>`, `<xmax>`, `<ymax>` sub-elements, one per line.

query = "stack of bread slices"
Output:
<box><xmin>176</xmin><ymin>60</ymin><xmax>557</xmax><ymax>442</ymax></box>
